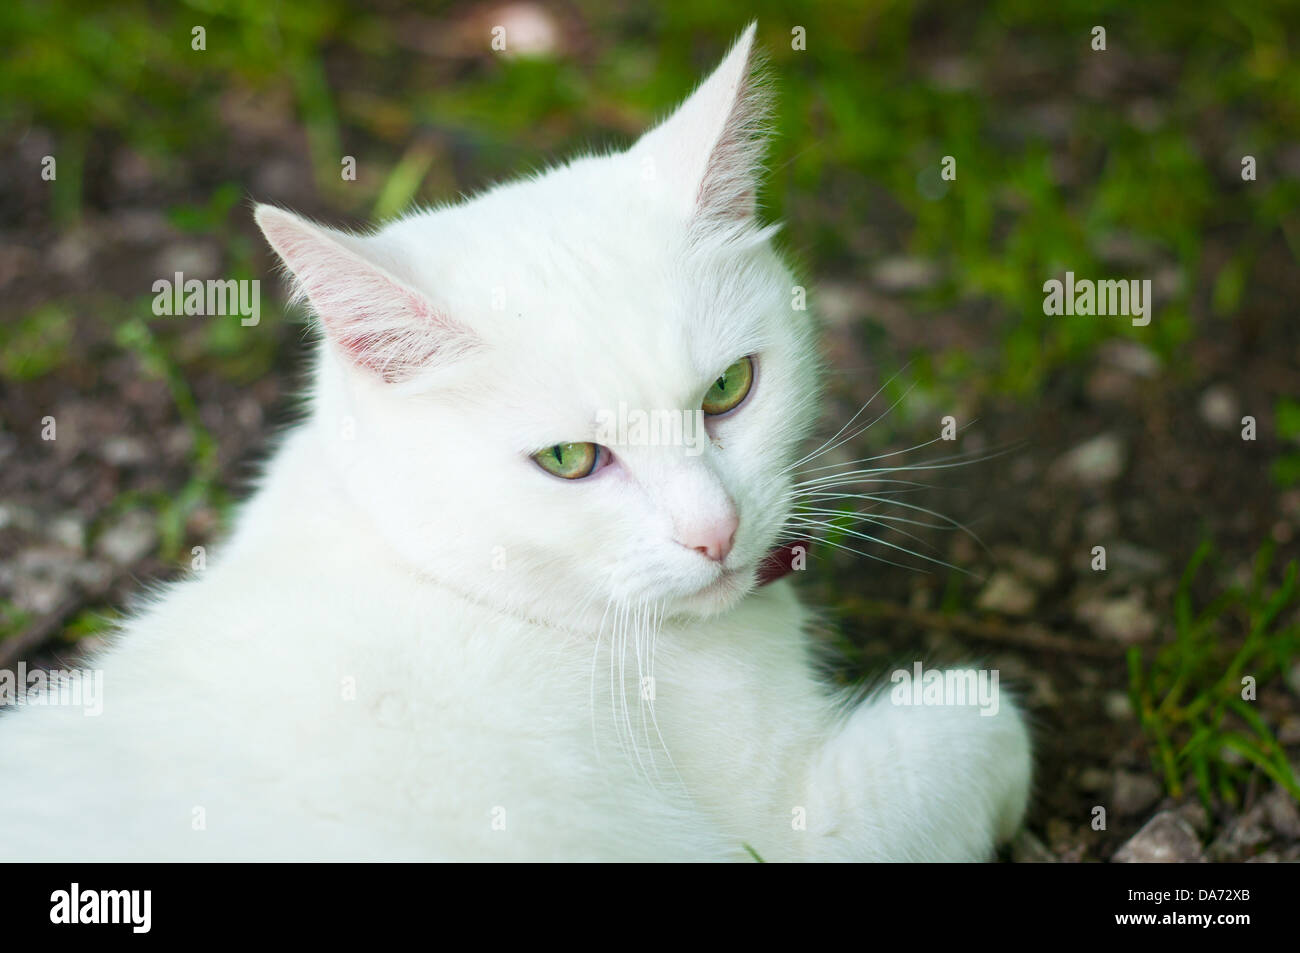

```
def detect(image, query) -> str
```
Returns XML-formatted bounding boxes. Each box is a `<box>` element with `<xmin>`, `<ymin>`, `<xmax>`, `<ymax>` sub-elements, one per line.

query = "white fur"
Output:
<box><xmin>0</xmin><ymin>24</ymin><xmax>1030</xmax><ymax>861</ymax></box>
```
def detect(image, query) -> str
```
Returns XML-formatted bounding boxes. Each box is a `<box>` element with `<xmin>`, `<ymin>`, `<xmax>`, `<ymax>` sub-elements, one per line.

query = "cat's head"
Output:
<box><xmin>255</xmin><ymin>24</ymin><xmax>821</xmax><ymax>626</ymax></box>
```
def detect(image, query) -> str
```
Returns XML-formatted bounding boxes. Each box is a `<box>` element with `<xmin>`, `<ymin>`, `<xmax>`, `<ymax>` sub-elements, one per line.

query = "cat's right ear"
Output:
<box><xmin>630</xmin><ymin>22</ymin><xmax>770</xmax><ymax>232</ymax></box>
<box><xmin>254</xmin><ymin>204</ymin><xmax>477</xmax><ymax>382</ymax></box>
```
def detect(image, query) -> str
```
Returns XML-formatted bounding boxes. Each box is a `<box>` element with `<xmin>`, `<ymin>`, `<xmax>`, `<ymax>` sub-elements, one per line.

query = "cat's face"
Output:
<box><xmin>257</xmin><ymin>25</ymin><xmax>820</xmax><ymax>626</ymax></box>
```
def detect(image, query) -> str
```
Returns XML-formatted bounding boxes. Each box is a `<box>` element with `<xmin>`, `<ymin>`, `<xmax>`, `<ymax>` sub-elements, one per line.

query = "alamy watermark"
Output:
<box><xmin>152</xmin><ymin>272</ymin><xmax>260</xmax><ymax>326</ymax></box>
<box><xmin>889</xmin><ymin>662</ymin><xmax>1001</xmax><ymax>716</ymax></box>
<box><xmin>1042</xmin><ymin>271</ymin><xmax>1151</xmax><ymax>326</ymax></box>
<box><xmin>595</xmin><ymin>403</ymin><xmax>707</xmax><ymax>456</ymax></box>
<box><xmin>50</xmin><ymin>883</ymin><xmax>150</xmax><ymax>933</ymax></box>
<box><xmin>0</xmin><ymin>663</ymin><xmax>103</xmax><ymax>716</ymax></box>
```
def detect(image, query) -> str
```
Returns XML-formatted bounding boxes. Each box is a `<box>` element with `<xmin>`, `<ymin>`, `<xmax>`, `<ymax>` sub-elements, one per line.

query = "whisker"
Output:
<box><xmin>784</xmin><ymin>370</ymin><xmax>916</xmax><ymax>474</ymax></box>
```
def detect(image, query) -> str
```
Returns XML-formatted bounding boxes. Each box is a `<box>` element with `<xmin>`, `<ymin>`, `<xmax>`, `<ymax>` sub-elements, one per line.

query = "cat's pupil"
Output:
<box><xmin>715</xmin><ymin>375</ymin><xmax>726</xmax><ymax>391</ymax></box>
<box><xmin>553</xmin><ymin>445</ymin><xmax>564</xmax><ymax>463</ymax></box>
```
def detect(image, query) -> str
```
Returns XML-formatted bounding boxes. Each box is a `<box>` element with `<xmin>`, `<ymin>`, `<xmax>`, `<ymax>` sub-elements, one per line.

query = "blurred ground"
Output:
<box><xmin>2</xmin><ymin>1</ymin><xmax>1299</xmax><ymax>861</ymax></box>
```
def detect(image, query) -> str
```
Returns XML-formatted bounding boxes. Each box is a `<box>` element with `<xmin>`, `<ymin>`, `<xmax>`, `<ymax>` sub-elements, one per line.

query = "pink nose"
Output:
<box><xmin>676</xmin><ymin>513</ymin><xmax>739</xmax><ymax>563</ymax></box>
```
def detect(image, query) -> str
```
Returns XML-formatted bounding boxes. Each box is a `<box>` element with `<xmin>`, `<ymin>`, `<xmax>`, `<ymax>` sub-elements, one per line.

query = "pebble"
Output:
<box><xmin>1199</xmin><ymin>385</ymin><xmax>1240</xmax><ymax>431</ymax></box>
<box><xmin>1263</xmin><ymin>787</ymin><xmax>1300</xmax><ymax>840</ymax></box>
<box><xmin>94</xmin><ymin>511</ymin><xmax>158</xmax><ymax>567</ymax></box>
<box><xmin>1207</xmin><ymin>801</ymin><xmax>1271</xmax><ymax>861</ymax></box>
<box><xmin>1175</xmin><ymin>801</ymin><xmax>1210</xmax><ymax>834</ymax></box>
<box><xmin>1075</xmin><ymin>591</ymin><xmax>1158</xmax><ymax>642</ymax></box>
<box><xmin>1104</xmin><ymin>691</ymin><xmax>1135</xmax><ymax>721</ymax></box>
<box><xmin>870</xmin><ymin>256</ymin><xmax>940</xmax><ymax>292</ymax></box>
<box><xmin>976</xmin><ymin>572</ymin><xmax>1036</xmax><ymax>615</ymax></box>
<box><xmin>1080</xmin><ymin>505</ymin><xmax>1119</xmax><ymax>540</ymax></box>
<box><xmin>1052</xmin><ymin>433</ymin><xmax>1126</xmax><ymax>485</ymax></box>
<box><xmin>1112</xmin><ymin>771</ymin><xmax>1162</xmax><ymax>817</ymax></box>
<box><xmin>1284</xmin><ymin>662</ymin><xmax>1300</xmax><ymax>699</ymax></box>
<box><xmin>47</xmin><ymin>514</ymin><xmax>87</xmax><ymax>553</ymax></box>
<box><xmin>154</xmin><ymin>241</ymin><xmax>221</xmax><ymax>280</ymax></box>
<box><xmin>1106</xmin><ymin>542</ymin><xmax>1166</xmax><ymax>579</ymax></box>
<box><xmin>1099</xmin><ymin>340</ymin><xmax>1160</xmax><ymax>377</ymax></box>
<box><xmin>1078</xmin><ymin>767</ymin><xmax>1111</xmax><ymax>792</ymax></box>
<box><xmin>99</xmin><ymin>435</ymin><xmax>151</xmax><ymax>468</ymax></box>
<box><xmin>1276</xmin><ymin>714</ymin><xmax>1300</xmax><ymax>745</ymax></box>
<box><xmin>1112</xmin><ymin>811</ymin><xmax>1205</xmax><ymax>863</ymax></box>
<box><xmin>1011</xmin><ymin>829</ymin><xmax>1057</xmax><ymax>863</ymax></box>
<box><xmin>996</xmin><ymin>547</ymin><xmax>1060</xmax><ymax>587</ymax></box>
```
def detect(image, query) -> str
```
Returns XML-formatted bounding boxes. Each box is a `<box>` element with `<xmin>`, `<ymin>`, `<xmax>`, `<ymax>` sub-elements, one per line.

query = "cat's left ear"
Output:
<box><xmin>631</xmin><ymin>22</ymin><xmax>769</xmax><ymax>228</ymax></box>
<box><xmin>254</xmin><ymin>204</ymin><xmax>477</xmax><ymax>383</ymax></box>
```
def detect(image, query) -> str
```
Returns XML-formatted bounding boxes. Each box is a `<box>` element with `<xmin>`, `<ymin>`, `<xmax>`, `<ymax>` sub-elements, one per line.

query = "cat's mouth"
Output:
<box><xmin>685</xmin><ymin>539</ymin><xmax>811</xmax><ymax>611</ymax></box>
<box><xmin>756</xmin><ymin>540</ymin><xmax>811</xmax><ymax>587</ymax></box>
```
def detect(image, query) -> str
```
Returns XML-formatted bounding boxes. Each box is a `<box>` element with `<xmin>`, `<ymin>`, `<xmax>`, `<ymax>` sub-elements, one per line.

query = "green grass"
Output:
<box><xmin>111</xmin><ymin>314</ymin><xmax>226</xmax><ymax>562</ymax></box>
<box><xmin>0</xmin><ymin>600</ymin><xmax>35</xmax><ymax>645</ymax></box>
<box><xmin>1128</xmin><ymin>541</ymin><xmax>1300</xmax><ymax>809</ymax></box>
<box><xmin>1273</xmin><ymin>398</ymin><xmax>1300</xmax><ymax>488</ymax></box>
<box><xmin>4</xmin><ymin>0</ymin><xmax>1297</xmax><ymax>404</ymax></box>
<box><xmin>0</xmin><ymin>304</ymin><xmax>74</xmax><ymax>381</ymax></box>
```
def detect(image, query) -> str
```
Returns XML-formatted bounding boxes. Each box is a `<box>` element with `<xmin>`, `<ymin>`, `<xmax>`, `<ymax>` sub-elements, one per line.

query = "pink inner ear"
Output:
<box><xmin>326</xmin><ymin>282</ymin><xmax>445</xmax><ymax>381</ymax></box>
<box><xmin>630</xmin><ymin>24</ymin><xmax>769</xmax><ymax>229</ymax></box>
<box><xmin>259</xmin><ymin>209</ymin><xmax>465</xmax><ymax>382</ymax></box>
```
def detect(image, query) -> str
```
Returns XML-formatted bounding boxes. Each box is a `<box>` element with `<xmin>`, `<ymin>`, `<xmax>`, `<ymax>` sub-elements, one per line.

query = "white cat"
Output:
<box><xmin>0</xmin><ymin>24</ymin><xmax>1030</xmax><ymax>861</ymax></box>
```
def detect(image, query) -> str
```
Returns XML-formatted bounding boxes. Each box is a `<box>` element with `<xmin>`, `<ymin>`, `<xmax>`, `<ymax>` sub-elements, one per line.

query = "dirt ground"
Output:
<box><xmin>2</xmin><ymin>7</ymin><xmax>1298</xmax><ymax>862</ymax></box>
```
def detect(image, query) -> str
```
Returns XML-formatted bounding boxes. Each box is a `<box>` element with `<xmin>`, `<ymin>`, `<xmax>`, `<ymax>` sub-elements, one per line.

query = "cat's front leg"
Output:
<box><xmin>795</xmin><ymin>671</ymin><xmax>1032</xmax><ymax>861</ymax></box>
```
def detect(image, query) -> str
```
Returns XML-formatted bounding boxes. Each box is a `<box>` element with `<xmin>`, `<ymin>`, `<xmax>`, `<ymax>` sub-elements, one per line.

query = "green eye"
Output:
<box><xmin>702</xmin><ymin>356</ymin><xmax>755</xmax><ymax>416</ymax></box>
<box><xmin>533</xmin><ymin>442</ymin><xmax>601</xmax><ymax>480</ymax></box>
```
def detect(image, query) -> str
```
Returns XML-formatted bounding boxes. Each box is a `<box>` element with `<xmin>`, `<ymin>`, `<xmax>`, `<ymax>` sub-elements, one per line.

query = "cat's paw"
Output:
<box><xmin>807</xmin><ymin>668</ymin><xmax>1033</xmax><ymax>860</ymax></box>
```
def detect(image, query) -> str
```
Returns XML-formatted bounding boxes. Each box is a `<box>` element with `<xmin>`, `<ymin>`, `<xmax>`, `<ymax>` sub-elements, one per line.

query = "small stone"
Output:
<box><xmin>1208</xmin><ymin>802</ymin><xmax>1271</xmax><ymax>861</ymax></box>
<box><xmin>1027</xmin><ymin>671</ymin><xmax>1061</xmax><ymax>709</ymax></box>
<box><xmin>1011</xmin><ymin>829</ymin><xmax>1056</xmax><ymax>863</ymax></box>
<box><xmin>12</xmin><ymin>572</ymin><xmax>69</xmax><ymax>615</ymax></box>
<box><xmin>1199</xmin><ymin>385</ymin><xmax>1239</xmax><ymax>431</ymax></box>
<box><xmin>1263</xmin><ymin>787</ymin><xmax>1300</xmax><ymax>840</ymax></box>
<box><xmin>99</xmin><ymin>436</ymin><xmax>151</xmax><ymax>467</ymax></box>
<box><xmin>1108</xmin><ymin>543</ymin><xmax>1166</xmax><ymax>580</ymax></box>
<box><xmin>94</xmin><ymin>511</ymin><xmax>158</xmax><ymax>567</ymax></box>
<box><xmin>1094</xmin><ymin>233</ymin><xmax>1159</xmax><ymax>267</ymax></box>
<box><xmin>1087</xmin><ymin>367</ymin><xmax>1137</xmax><ymax>402</ymax></box>
<box><xmin>1175</xmin><ymin>801</ymin><xmax>1210</xmax><ymax>834</ymax></box>
<box><xmin>492</xmin><ymin>2</ymin><xmax>560</xmax><ymax>58</ymax></box>
<box><xmin>1153</xmin><ymin>266</ymin><xmax>1183</xmax><ymax>303</ymax></box>
<box><xmin>1052</xmin><ymin>433</ymin><xmax>1126</xmax><ymax>485</ymax></box>
<box><xmin>1113</xmin><ymin>771</ymin><xmax>1162</xmax><ymax>817</ymax></box>
<box><xmin>10</xmin><ymin>546</ymin><xmax>110</xmax><ymax>614</ymax></box>
<box><xmin>870</xmin><ymin>256</ymin><xmax>941</xmax><ymax>292</ymax></box>
<box><xmin>0</xmin><ymin>503</ymin><xmax>40</xmax><ymax>533</ymax></box>
<box><xmin>1112</xmin><ymin>812</ymin><xmax>1205</xmax><ymax>863</ymax></box>
<box><xmin>50</xmin><ymin>228</ymin><xmax>94</xmax><ymax>274</ymax></box>
<box><xmin>115</xmin><ymin>208</ymin><xmax>170</xmax><ymax>243</ymax></box>
<box><xmin>1276</xmin><ymin>714</ymin><xmax>1300</xmax><ymax>745</ymax></box>
<box><xmin>1104</xmin><ymin>691</ymin><xmax>1135</xmax><ymax>721</ymax></box>
<box><xmin>1285</xmin><ymin>662</ymin><xmax>1300</xmax><ymax>699</ymax></box>
<box><xmin>1044</xmin><ymin>818</ymin><xmax>1088</xmax><ymax>862</ymax></box>
<box><xmin>154</xmin><ymin>241</ymin><xmax>221</xmax><ymax>280</ymax></box>
<box><xmin>1078</xmin><ymin>767</ymin><xmax>1111</xmax><ymax>792</ymax></box>
<box><xmin>1127</xmin><ymin>98</ymin><xmax>1163</xmax><ymax>133</ymax></box>
<box><xmin>1100</xmin><ymin>340</ymin><xmax>1160</xmax><ymax>377</ymax></box>
<box><xmin>70</xmin><ymin>559</ymin><xmax>112</xmax><ymax>591</ymax></box>
<box><xmin>1075</xmin><ymin>591</ymin><xmax>1158</xmax><ymax>643</ymax></box>
<box><xmin>976</xmin><ymin>572</ymin><xmax>1036</xmax><ymax>616</ymax></box>
<box><xmin>48</xmin><ymin>514</ymin><xmax>87</xmax><ymax>553</ymax></box>
<box><xmin>1081</xmin><ymin>505</ymin><xmax>1119</xmax><ymax>540</ymax></box>
<box><xmin>997</xmin><ymin>547</ymin><xmax>1060</xmax><ymax>587</ymax></box>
